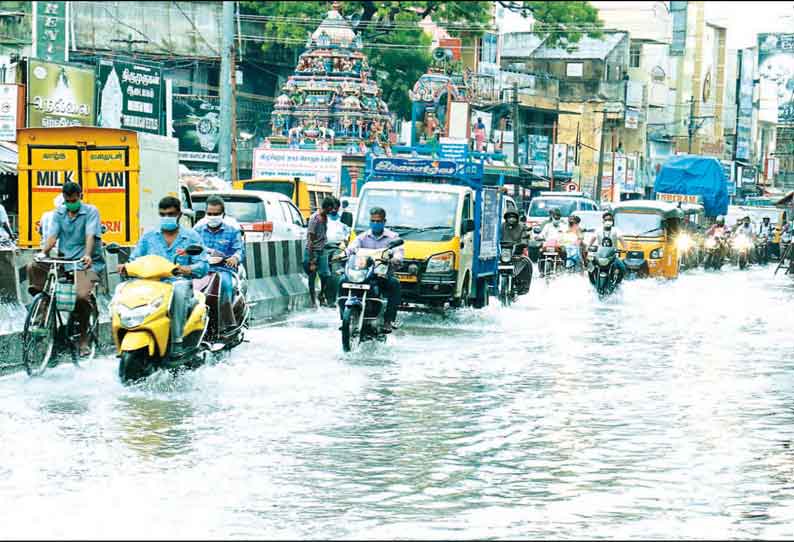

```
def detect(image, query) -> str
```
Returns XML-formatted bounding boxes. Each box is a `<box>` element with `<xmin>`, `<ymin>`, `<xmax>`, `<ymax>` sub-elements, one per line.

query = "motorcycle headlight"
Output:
<box><xmin>500</xmin><ymin>248</ymin><xmax>512</xmax><ymax>263</ymax></box>
<box><xmin>650</xmin><ymin>248</ymin><xmax>663</xmax><ymax>259</ymax></box>
<box><xmin>676</xmin><ymin>235</ymin><xmax>692</xmax><ymax>251</ymax></box>
<box><xmin>115</xmin><ymin>295</ymin><xmax>164</xmax><ymax>329</ymax></box>
<box><xmin>733</xmin><ymin>237</ymin><xmax>751</xmax><ymax>249</ymax></box>
<box><xmin>426</xmin><ymin>251</ymin><xmax>455</xmax><ymax>273</ymax></box>
<box><xmin>345</xmin><ymin>267</ymin><xmax>368</xmax><ymax>283</ymax></box>
<box><xmin>705</xmin><ymin>238</ymin><xmax>717</xmax><ymax>249</ymax></box>
<box><xmin>597</xmin><ymin>257</ymin><xmax>612</xmax><ymax>267</ymax></box>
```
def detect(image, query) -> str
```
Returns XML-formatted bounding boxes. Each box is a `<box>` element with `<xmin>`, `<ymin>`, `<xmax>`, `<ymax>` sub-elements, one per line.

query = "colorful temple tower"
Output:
<box><xmin>270</xmin><ymin>2</ymin><xmax>393</xmax><ymax>151</ymax></box>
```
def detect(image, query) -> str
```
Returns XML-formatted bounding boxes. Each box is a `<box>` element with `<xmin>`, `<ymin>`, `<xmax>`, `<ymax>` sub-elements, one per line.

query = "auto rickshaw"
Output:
<box><xmin>611</xmin><ymin>200</ymin><xmax>685</xmax><ymax>279</ymax></box>
<box><xmin>678</xmin><ymin>203</ymin><xmax>706</xmax><ymax>270</ymax></box>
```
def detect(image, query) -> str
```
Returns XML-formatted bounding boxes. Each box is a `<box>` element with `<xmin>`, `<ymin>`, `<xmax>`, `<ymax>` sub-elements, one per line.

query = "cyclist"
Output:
<box><xmin>28</xmin><ymin>182</ymin><xmax>104</xmax><ymax>356</ymax></box>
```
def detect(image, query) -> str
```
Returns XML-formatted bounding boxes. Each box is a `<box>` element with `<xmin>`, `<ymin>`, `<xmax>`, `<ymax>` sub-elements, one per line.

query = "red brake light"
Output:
<box><xmin>250</xmin><ymin>222</ymin><xmax>274</xmax><ymax>233</ymax></box>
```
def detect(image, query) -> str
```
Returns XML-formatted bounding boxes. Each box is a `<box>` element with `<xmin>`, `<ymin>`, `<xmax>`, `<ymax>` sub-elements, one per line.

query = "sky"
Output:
<box><xmin>705</xmin><ymin>1</ymin><xmax>794</xmax><ymax>49</ymax></box>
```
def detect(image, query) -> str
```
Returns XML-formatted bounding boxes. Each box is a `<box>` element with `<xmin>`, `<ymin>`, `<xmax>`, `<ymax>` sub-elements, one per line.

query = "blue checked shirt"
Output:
<box><xmin>130</xmin><ymin>227</ymin><xmax>209</xmax><ymax>281</ymax></box>
<box><xmin>194</xmin><ymin>220</ymin><xmax>244</xmax><ymax>272</ymax></box>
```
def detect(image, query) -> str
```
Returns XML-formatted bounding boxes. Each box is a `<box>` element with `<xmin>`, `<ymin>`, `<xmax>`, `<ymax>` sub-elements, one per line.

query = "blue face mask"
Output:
<box><xmin>328</xmin><ymin>212</ymin><xmax>339</xmax><ymax>220</ymax></box>
<box><xmin>370</xmin><ymin>221</ymin><xmax>385</xmax><ymax>235</ymax></box>
<box><xmin>160</xmin><ymin>216</ymin><xmax>179</xmax><ymax>232</ymax></box>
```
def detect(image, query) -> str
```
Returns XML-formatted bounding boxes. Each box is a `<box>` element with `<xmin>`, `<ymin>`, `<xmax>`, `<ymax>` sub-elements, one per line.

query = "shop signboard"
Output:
<box><xmin>171</xmin><ymin>95</ymin><xmax>220</xmax><ymax>163</ymax></box>
<box><xmin>254</xmin><ymin>148</ymin><xmax>343</xmax><ymax>189</ymax></box>
<box><xmin>27</xmin><ymin>59</ymin><xmax>95</xmax><ymax>128</ymax></box>
<box><xmin>33</xmin><ymin>1</ymin><xmax>68</xmax><ymax>62</ymax></box>
<box><xmin>758</xmin><ymin>33</ymin><xmax>794</xmax><ymax>123</ymax></box>
<box><xmin>0</xmin><ymin>84</ymin><xmax>20</xmax><ymax>140</ymax></box>
<box><xmin>97</xmin><ymin>57</ymin><xmax>164</xmax><ymax>135</ymax></box>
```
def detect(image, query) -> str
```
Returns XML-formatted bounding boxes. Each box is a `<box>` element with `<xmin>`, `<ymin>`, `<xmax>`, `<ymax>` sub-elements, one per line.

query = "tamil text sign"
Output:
<box><xmin>27</xmin><ymin>59</ymin><xmax>95</xmax><ymax>128</ymax></box>
<box><xmin>254</xmin><ymin>148</ymin><xmax>343</xmax><ymax>188</ymax></box>
<box><xmin>97</xmin><ymin>57</ymin><xmax>163</xmax><ymax>134</ymax></box>
<box><xmin>0</xmin><ymin>84</ymin><xmax>19</xmax><ymax>141</ymax></box>
<box><xmin>370</xmin><ymin>157</ymin><xmax>457</xmax><ymax>177</ymax></box>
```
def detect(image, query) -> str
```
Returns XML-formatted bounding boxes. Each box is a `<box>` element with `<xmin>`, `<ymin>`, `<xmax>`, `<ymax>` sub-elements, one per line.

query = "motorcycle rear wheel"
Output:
<box><xmin>341</xmin><ymin>306</ymin><xmax>361</xmax><ymax>353</ymax></box>
<box><xmin>118</xmin><ymin>349</ymin><xmax>150</xmax><ymax>384</ymax></box>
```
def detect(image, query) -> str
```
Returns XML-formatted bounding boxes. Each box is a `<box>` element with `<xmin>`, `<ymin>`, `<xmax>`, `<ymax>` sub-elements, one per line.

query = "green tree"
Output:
<box><xmin>241</xmin><ymin>1</ymin><xmax>493</xmax><ymax>119</ymax></box>
<box><xmin>525</xmin><ymin>1</ymin><xmax>603</xmax><ymax>49</ymax></box>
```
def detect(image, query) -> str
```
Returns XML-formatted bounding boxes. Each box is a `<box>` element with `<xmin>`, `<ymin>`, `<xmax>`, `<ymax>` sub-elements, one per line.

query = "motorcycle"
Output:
<box><xmin>703</xmin><ymin>234</ymin><xmax>725</xmax><ymax>270</ymax></box>
<box><xmin>335</xmin><ymin>239</ymin><xmax>404</xmax><ymax>353</ymax></box>
<box><xmin>561</xmin><ymin>232</ymin><xmax>583</xmax><ymax>272</ymax></box>
<box><xmin>106</xmin><ymin>243</ymin><xmax>209</xmax><ymax>384</ymax></box>
<box><xmin>755</xmin><ymin>233</ymin><xmax>770</xmax><ymax>265</ymax></box>
<box><xmin>324</xmin><ymin>241</ymin><xmax>346</xmax><ymax>307</ymax></box>
<box><xmin>538</xmin><ymin>238</ymin><xmax>565</xmax><ymax>279</ymax></box>
<box><xmin>587</xmin><ymin>241</ymin><xmax>621</xmax><ymax>299</ymax></box>
<box><xmin>192</xmin><ymin>249</ymin><xmax>250</xmax><ymax>351</ymax></box>
<box><xmin>733</xmin><ymin>234</ymin><xmax>753</xmax><ymax>270</ymax></box>
<box><xmin>498</xmin><ymin>241</ymin><xmax>530</xmax><ymax>306</ymax></box>
<box><xmin>527</xmin><ymin>226</ymin><xmax>543</xmax><ymax>264</ymax></box>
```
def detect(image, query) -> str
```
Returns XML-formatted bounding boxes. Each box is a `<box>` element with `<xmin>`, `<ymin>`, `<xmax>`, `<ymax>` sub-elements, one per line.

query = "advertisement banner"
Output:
<box><xmin>27</xmin><ymin>59</ymin><xmax>95</xmax><ymax>128</ymax></box>
<box><xmin>614</xmin><ymin>155</ymin><xmax>627</xmax><ymax>190</ymax></box>
<box><xmin>97</xmin><ymin>57</ymin><xmax>163</xmax><ymax>134</ymax></box>
<box><xmin>172</xmin><ymin>95</ymin><xmax>220</xmax><ymax>163</ymax></box>
<box><xmin>254</xmin><ymin>148</ymin><xmax>343</xmax><ymax>189</ymax></box>
<box><xmin>528</xmin><ymin>134</ymin><xmax>549</xmax><ymax>176</ymax></box>
<box><xmin>369</xmin><ymin>157</ymin><xmax>457</xmax><ymax>178</ymax></box>
<box><xmin>0</xmin><ymin>84</ymin><xmax>19</xmax><ymax>141</ymax></box>
<box><xmin>552</xmin><ymin>143</ymin><xmax>567</xmax><ymax>175</ymax></box>
<box><xmin>625</xmin><ymin>109</ymin><xmax>640</xmax><ymax>129</ymax></box>
<box><xmin>758</xmin><ymin>33</ymin><xmax>794</xmax><ymax>124</ymax></box>
<box><xmin>33</xmin><ymin>1</ymin><xmax>68</xmax><ymax>62</ymax></box>
<box><xmin>736</xmin><ymin>48</ymin><xmax>754</xmax><ymax>161</ymax></box>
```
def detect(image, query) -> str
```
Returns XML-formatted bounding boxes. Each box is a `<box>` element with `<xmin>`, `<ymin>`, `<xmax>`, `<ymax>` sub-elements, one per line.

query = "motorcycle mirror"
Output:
<box><xmin>185</xmin><ymin>244</ymin><xmax>204</xmax><ymax>256</ymax></box>
<box><xmin>388</xmin><ymin>239</ymin><xmax>404</xmax><ymax>249</ymax></box>
<box><xmin>105</xmin><ymin>242</ymin><xmax>121</xmax><ymax>254</ymax></box>
<box><xmin>533</xmin><ymin>226</ymin><xmax>542</xmax><ymax>233</ymax></box>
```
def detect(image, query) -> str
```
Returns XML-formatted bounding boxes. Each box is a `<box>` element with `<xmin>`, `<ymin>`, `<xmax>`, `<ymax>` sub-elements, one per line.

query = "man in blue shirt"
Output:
<box><xmin>29</xmin><ymin>182</ymin><xmax>104</xmax><ymax>356</ymax></box>
<box><xmin>194</xmin><ymin>195</ymin><xmax>243</xmax><ymax>332</ymax></box>
<box><xmin>119</xmin><ymin>196</ymin><xmax>208</xmax><ymax>355</ymax></box>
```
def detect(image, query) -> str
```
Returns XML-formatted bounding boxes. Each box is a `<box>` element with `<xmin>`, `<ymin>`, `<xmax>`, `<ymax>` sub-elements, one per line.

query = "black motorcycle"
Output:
<box><xmin>193</xmin><ymin>249</ymin><xmax>250</xmax><ymax>351</ymax></box>
<box><xmin>498</xmin><ymin>241</ymin><xmax>530</xmax><ymax>306</ymax></box>
<box><xmin>335</xmin><ymin>239</ymin><xmax>404</xmax><ymax>353</ymax></box>
<box><xmin>587</xmin><ymin>240</ymin><xmax>621</xmax><ymax>299</ymax></box>
<box><xmin>703</xmin><ymin>234</ymin><xmax>725</xmax><ymax>270</ymax></box>
<box><xmin>755</xmin><ymin>233</ymin><xmax>770</xmax><ymax>265</ymax></box>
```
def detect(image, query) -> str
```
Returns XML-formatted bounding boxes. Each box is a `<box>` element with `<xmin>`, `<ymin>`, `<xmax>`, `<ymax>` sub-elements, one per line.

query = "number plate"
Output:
<box><xmin>498</xmin><ymin>266</ymin><xmax>515</xmax><ymax>271</ymax></box>
<box><xmin>342</xmin><ymin>283</ymin><xmax>370</xmax><ymax>290</ymax></box>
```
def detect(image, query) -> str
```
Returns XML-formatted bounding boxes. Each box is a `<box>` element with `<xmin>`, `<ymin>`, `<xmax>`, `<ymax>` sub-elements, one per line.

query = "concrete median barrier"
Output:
<box><xmin>0</xmin><ymin>239</ymin><xmax>310</xmax><ymax>375</ymax></box>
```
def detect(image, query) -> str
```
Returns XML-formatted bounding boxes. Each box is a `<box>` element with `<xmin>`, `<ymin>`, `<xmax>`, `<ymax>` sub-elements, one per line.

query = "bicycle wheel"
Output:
<box><xmin>22</xmin><ymin>293</ymin><xmax>57</xmax><ymax>377</ymax></box>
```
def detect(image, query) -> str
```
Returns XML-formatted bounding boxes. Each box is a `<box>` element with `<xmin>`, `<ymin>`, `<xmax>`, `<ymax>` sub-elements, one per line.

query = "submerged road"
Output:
<box><xmin>2</xmin><ymin>266</ymin><xmax>794</xmax><ymax>538</ymax></box>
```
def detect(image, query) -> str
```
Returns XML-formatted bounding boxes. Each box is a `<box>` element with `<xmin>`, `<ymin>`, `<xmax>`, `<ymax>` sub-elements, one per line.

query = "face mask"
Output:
<box><xmin>207</xmin><ymin>215</ymin><xmax>223</xmax><ymax>228</ymax></box>
<box><xmin>160</xmin><ymin>216</ymin><xmax>179</xmax><ymax>231</ymax></box>
<box><xmin>65</xmin><ymin>201</ymin><xmax>81</xmax><ymax>212</ymax></box>
<box><xmin>508</xmin><ymin>217</ymin><xmax>518</xmax><ymax>225</ymax></box>
<box><xmin>552</xmin><ymin>218</ymin><xmax>560</xmax><ymax>226</ymax></box>
<box><xmin>370</xmin><ymin>221</ymin><xmax>385</xmax><ymax>235</ymax></box>
<box><xmin>328</xmin><ymin>212</ymin><xmax>339</xmax><ymax>220</ymax></box>
<box><xmin>604</xmin><ymin>221</ymin><xmax>614</xmax><ymax>230</ymax></box>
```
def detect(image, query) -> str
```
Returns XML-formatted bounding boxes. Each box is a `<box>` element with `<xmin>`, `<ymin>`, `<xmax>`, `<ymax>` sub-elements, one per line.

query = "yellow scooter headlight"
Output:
<box><xmin>115</xmin><ymin>296</ymin><xmax>164</xmax><ymax>329</ymax></box>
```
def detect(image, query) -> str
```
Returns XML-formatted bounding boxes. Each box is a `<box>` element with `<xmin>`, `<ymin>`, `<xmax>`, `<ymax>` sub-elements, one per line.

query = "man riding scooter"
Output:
<box><xmin>194</xmin><ymin>195</ymin><xmax>244</xmax><ymax>334</ymax></box>
<box><xmin>500</xmin><ymin>209</ymin><xmax>532</xmax><ymax>294</ymax></box>
<box><xmin>118</xmin><ymin>196</ymin><xmax>208</xmax><ymax>356</ymax></box>
<box><xmin>587</xmin><ymin>210</ymin><xmax>627</xmax><ymax>287</ymax></box>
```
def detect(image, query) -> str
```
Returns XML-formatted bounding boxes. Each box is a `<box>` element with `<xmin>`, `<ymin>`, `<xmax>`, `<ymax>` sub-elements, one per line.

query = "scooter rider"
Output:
<box><xmin>344</xmin><ymin>206</ymin><xmax>403</xmax><ymax>333</ymax></box>
<box><xmin>588</xmin><ymin>210</ymin><xmax>627</xmax><ymax>286</ymax></box>
<box><xmin>733</xmin><ymin>215</ymin><xmax>756</xmax><ymax>241</ymax></box>
<box><xmin>118</xmin><ymin>196</ymin><xmax>209</xmax><ymax>356</ymax></box>
<box><xmin>538</xmin><ymin>208</ymin><xmax>565</xmax><ymax>241</ymax></box>
<box><xmin>501</xmin><ymin>209</ymin><xmax>532</xmax><ymax>294</ymax></box>
<box><xmin>194</xmin><ymin>195</ymin><xmax>244</xmax><ymax>332</ymax></box>
<box><xmin>758</xmin><ymin>216</ymin><xmax>775</xmax><ymax>261</ymax></box>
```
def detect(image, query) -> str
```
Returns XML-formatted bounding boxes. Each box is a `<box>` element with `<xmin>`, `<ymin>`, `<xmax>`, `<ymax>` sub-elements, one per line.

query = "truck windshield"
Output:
<box><xmin>240</xmin><ymin>180</ymin><xmax>295</xmax><ymax>199</ymax></box>
<box><xmin>614</xmin><ymin>212</ymin><xmax>663</xmax><ymax>237</ymax></box>
<box><xmin>356</xmin><ymin>189</ymin><xmax>458</xmax><ymax>240</ymax></box>
<box><xmin>528</xmin><ymin>198</ymin><xmax>578</xmax><ymax>217</ymax></box>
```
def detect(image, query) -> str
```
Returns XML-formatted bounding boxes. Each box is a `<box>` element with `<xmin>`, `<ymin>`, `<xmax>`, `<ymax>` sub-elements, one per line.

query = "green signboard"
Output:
<box><xmin>172</xmin><ymin>95</ymin><xmax>221</xmax><ymax>163</ymax></box>
<box><xmin>97</xmin><ymin>57</ymin><xmax>163</xmax><ymax>135</ymax></box>
<box><xmin>34</xmin><ymin>1</ymin><xmax>68</xmax><ymax>62</ymax></box>
<box><xmin>27</xmin><ymin>59</ymin><xmax>95</xmax><ymax>128</ymax></box>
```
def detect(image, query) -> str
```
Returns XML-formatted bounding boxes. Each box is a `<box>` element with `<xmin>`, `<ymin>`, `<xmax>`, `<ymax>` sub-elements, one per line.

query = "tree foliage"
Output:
<box><xmin>525</xmin><ymin>1</ymin><xmax>603</xmax><ymax>49</ymax></box>
<box><xmin>241</xmin><ymin>1</ymin><xmax>493</xmax><ymax>119</ymax></box>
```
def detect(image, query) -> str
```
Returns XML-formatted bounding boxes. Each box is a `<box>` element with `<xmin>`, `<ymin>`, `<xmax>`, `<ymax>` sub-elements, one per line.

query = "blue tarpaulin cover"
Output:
<box><xmin>653</xmin><ymin>154</ymin><xmax>729</xmax><ymax>217</ymax></box>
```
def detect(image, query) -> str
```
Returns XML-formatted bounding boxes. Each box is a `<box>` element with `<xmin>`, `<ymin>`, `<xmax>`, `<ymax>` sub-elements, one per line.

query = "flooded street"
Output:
<box><xmin>3</xmin><ymin>266</ymin><xmax>794</xmax><ymax>539</ymax></box>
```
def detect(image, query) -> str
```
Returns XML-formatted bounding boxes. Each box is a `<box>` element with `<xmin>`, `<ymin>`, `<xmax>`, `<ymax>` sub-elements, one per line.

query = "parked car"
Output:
<box><xmin>525</xmin><ymin>191</ymin><xmax>599</xmax><ymax>229</ymax></box>
<box><xmin>191</xmin><ymin>190</ymin><xmax>306</xmax><ymax>242</ymax></box>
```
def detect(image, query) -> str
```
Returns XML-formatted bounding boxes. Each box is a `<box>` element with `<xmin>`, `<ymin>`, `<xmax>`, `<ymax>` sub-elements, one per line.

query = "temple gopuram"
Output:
<box><xmin>267</xmin><ymin>2</ymin><xmax>394</xmax><ymax>195</ymax></box>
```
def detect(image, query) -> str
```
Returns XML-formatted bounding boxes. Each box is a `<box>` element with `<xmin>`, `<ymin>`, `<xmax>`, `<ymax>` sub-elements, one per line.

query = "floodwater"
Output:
<box><xmin>2</xmin><ymin>265</ymin><xmax>794</xmax><ymax>539</ymax></box>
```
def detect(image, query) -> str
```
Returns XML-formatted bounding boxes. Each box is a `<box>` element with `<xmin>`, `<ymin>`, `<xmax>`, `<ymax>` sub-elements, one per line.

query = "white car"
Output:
<box><xmin>191</xmin><ymin>190</ymin><xmax>306</xmax><ymax>242</ymax></box>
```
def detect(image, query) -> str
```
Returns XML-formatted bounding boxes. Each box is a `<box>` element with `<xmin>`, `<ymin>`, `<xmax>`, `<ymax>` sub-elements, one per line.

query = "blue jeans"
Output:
<box><xmin>303</xmin><ymin>248</ymin><xmax>330</xmax><ymax>303</ymax></box>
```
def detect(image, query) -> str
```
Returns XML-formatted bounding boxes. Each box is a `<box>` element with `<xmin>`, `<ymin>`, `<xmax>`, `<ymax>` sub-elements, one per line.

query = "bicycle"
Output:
<box><xmin>22</xmin><ymin>257</ymin><xmax>100</xmax><ymax>377</ymax></box>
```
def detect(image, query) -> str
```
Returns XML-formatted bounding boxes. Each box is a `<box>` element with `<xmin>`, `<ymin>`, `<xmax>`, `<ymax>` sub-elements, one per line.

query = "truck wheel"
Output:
<box><xmin>473</xmin><ymin>277</ymin><xmax>489</xmax><ymax>309</ymax></box>
<box><xmin>452</xmin><ymin>274</ymin><xmax>471</xmax><ymax>309</ymax></box>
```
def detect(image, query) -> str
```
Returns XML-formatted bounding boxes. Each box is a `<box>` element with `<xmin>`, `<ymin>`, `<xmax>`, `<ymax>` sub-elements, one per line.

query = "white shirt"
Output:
<box><xmin>539</xmin><ymin>221</ymin><xmax>564</xmax><ymax>241</ymax></box>
<box><xmin>326</xmin><ymin>217</ymin><xmax>350</xmax><ymax>244</ymax></box>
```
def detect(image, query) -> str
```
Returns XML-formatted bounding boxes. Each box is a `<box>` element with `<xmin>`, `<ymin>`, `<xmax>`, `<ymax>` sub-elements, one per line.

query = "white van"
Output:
<box><xmin>191</xmin><ymin>190</ymin><xmax>306</xmax><ymax>242</ymax></box>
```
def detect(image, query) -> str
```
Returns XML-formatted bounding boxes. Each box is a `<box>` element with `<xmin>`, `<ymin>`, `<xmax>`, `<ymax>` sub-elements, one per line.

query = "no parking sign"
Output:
<box><xmin>564</xmin><ymin>182</ymin><xmax>579</xmax><ymax>192</ymax></box>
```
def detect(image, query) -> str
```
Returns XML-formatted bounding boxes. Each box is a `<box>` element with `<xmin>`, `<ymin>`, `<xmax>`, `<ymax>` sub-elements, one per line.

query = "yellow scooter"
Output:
<box><xmin>106</xmin><ymin>243</ymin><xmax>209</xmax><ymax>384</ymax></box>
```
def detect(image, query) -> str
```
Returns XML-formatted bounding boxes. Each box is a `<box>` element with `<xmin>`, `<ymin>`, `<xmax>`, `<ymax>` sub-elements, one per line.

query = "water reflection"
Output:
<box><xmin>116</xmin><ymin>396</ymin><xmax>196</xmax><ymax>459</ymax></box>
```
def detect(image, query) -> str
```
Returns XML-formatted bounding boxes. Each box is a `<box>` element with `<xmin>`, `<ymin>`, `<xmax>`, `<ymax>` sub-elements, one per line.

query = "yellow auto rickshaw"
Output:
<box><xmin>611</xmin><ymin>200</ymin><xmax>685</xmax><ymax>279</ymax></box>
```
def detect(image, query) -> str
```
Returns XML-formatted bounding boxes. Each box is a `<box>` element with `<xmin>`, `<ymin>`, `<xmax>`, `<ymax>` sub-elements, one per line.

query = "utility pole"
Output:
<box><xmin>595</xmin><ymin>109</ymin><xmax>609</xmax><ymax>203</ymax></box>
<box><xmin>218</xmin><ymin>0</ymin><xmax>235</xmax><ymax>184</ymax></box>
<box><xmin>230</xmin><ymin>44</ymin><xmax>239</xmax><ymax>183</ymax></box>
<box><xmin>687</xmin><ymin>95</ymin><xmax>695</xmax><ymax>154</ymax></box>
<box><xmin>512</xmin><ymin>81</ymin><xmax>520</xmax><ymax>201</ymax></box>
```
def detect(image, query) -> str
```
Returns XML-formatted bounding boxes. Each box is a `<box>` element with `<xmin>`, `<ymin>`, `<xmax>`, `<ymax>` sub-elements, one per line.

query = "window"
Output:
<box><xmin>566</xmin><ymin>62</ymin><xmax>584</xmax><ymax>77</ymax></box>
<box><xmin>461</xmin><ymin>194</ymin><xmax>472</xmax><ymax>234</ymax></box>
<box><xmin>630</xmin><ymin>43</ymin><xmax>641</xmax><ymax>68</ymax></box>
<box><xmin>281</xmin><ymin>201</ymin><xmax>305</xmax><ymax>227</ymax></box>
